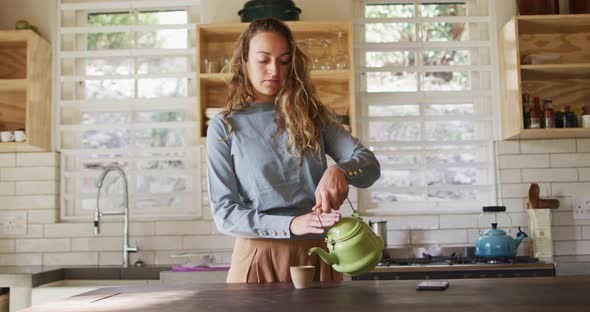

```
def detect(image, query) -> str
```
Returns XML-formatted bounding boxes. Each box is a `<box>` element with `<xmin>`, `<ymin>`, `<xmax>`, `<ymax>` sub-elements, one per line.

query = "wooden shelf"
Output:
<box><xmin>0</xmin><ymin>79</ymin><xmax>26</xmax><ymax>92</ymax></box>
<box><xmin>520</xmin><ymin>64</ymin><xmax>590</xmax><ymax>80</ymax></box>
<box><xmin>518</xmin><ymin>14</ymin><xmax>590</xmax><ymax>34</ymax></box>
<box><xmin>515</xmin><ymin>128</ymin><xmax>590</xmax><ymax>140</ymax></box>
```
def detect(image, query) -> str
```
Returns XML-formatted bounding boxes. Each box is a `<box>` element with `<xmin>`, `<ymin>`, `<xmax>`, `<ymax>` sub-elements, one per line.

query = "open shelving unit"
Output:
<box><xmin>499</xmin><ymin>14</ymin><xmax>590</xmax><ymax>140</ymax></box>
<box><xmin>0</xmin><ymin>30</ymin><xmax>52</xmax><ymax>152</ymax></box>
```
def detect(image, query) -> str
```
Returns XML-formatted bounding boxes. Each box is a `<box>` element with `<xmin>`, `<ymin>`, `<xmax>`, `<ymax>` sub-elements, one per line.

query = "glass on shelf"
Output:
<box><xmin>315</xmin><ymin>39</ymin><xmax>333</xmax><ymax>71</ymax></box>
<box><xmin>334</xmin><ymin>31</ymin><xmax>349</xmax><ymax>70</ymax></box>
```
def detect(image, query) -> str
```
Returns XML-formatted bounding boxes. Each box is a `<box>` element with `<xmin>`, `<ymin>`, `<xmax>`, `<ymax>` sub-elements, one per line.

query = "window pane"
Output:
<box><xmin>365</xmin><ymin>4</ymin><xmax>415</xmax><ymax>18</ymax></box>
<box><xmin>85</xmin><ymin>80</ymin><xmax>133</xmax><ymax>100</ymax></box>
<box><xmin>369</xmin><ymin>105</ymin><xmax>419</xmax><ymax>117</ymax></box>
<box><xmin>136</xmin><ymin>111</ymin><xmax>185</xmax><ymax>123</ymax></box>
<box><xmin>88</xmin><ymin>12</ymin><xmax>132</xmax><ymax>26</ymax></box>
<box><xmin>376</xmin><ymin>170</ymin><xmax>423</xmax><ymax>187</ymax></box>
<box><xmin>87</xmin><ymin>32</ymin><xmax>132</xmax><ymax>50</ymax></box>
<box><xmin>136</xmin><ymin>57</ymin><xmax>189</xmax><ymax>74</ymax></box>
<box><xmin>82</xmin><ymin>129</ymin><xmax>130</xmax><ymax>149</ymax></box>
<box><xmin>135</xmin><ymin>128</ymin><xmax>186</xmax><ymax>148</ymax></box>
<box><xmin>420</xmin><ymin>4</ymin><xmax>466</xmax><ymax>17</ymax></box>
<box><xmin>425</xmin><ymin>121</ymin><xmax>474</xmax><ymax>141</ymax></box>
<box><xmin>366</xmin><ymin>72</ymin><xmax>417</xmax><ymax>92</ymax></box>
<box><xmin>425</xmin><ymin>104</ymin><xmax>474</xmax><ymax>116</ymax></box>
<box><xmin>376</xmin><ymin>153</ymin><xmax>420</xmax><ymax>166</ymax></box>
<box><xmin>137</xmin><ymin>160</ymin><xmax>186</xmax><ymax>170</ymax></box>
<box><xmin>86</xmin><ymin>58</ymin><xmax>131</xmax><ymax>75</ymax></box>
<box><xmin>136</xmin><ymin>195</ymin><xmax>186</xmax><ymax>209</ymax></box>
<box><xmin>82</xmin><ymin>112</ymin><xmax>130</xmax><ymax>125</ymax></box>
<box><xmin>420</xmin><ymin>23</ymin><xmax>467</xmax><ymax>41</ymax></box>
<box><xmin>369</xmin><ymin>121</ymin><xmax>421</xmax><ymax>141</ymax></box>
<box><xmin>136</xmin><ymin>29</ymin><xmax>188</xmax><ymax>49</ymax></box>
<box><xmin>137</xmin><ymin>78</ymin><xmax>188</xmax><ymax>98</ymax></box>
<box><xmin>427</xmin><ymin>189</ymin><xmax>479</xmax><ymax>200</ymax></box>
<box><xmin>366</xmin><ymin>51</ymin><xmax>415</xmax><ymax>67</ymax></box>
<box><xmin>422</xmin><ymin>71</ymin><xmax>469</xmax><ymax>91</ymax></box>
<box><xmin>423</xmin><ymin>50</ymin><xmax>470</xmax><ymax>66</ymax></box>
<box><xmin>138</xmin><ymin>10</ymin><xmax>187</xmax><ymax>25</ymax></box>
<box><xmin>426</xmin><ymin>151</ymin><xmax>477</xmax><ymax>164</ymax></box>
<box><xmin>372</xmin><ymin>192</ymin><xmax>423</xmax><ymax>203</ymax></box>
<box><xmin>426</xmin><ymin>168</ymin><xmax>482</xmax><ymax>186</ymax></box>
<box><xmin>365</xmin><ymin>23</ymin><xmax>415</xmax><ymax>43</ymax></box>
<box><xmin>136</xmin><ymin>175</ymin><xmax>188</xmax><ymax>193</ymax></box>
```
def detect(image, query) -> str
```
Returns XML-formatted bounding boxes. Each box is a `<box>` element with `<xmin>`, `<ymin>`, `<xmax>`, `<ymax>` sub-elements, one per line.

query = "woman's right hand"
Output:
<box><xmin>289</xmin><ymin>211</ymin><xmax>341</xmax><ymax>236</ymax></box>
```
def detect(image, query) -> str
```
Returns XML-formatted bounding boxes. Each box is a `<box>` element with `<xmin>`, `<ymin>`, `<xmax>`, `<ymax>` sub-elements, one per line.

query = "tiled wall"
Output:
<box><xmin>1</xmin><ymin>139</ymin><xmax>589</xmax><ymax>267</ymax></box>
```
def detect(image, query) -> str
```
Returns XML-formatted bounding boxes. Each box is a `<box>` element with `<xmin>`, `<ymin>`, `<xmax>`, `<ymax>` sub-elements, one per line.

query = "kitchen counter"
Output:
<box><xmin>19</xmin><ymin>276</ymin><xmax>590</xmax><ymax>312</ymax></box>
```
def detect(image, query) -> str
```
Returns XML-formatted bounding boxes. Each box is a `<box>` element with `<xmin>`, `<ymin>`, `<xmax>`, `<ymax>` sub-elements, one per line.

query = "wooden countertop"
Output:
<box><xmin>22</xmin><ymin>276</ymin><xmax>590</xmax><ymax>312</ymax></box>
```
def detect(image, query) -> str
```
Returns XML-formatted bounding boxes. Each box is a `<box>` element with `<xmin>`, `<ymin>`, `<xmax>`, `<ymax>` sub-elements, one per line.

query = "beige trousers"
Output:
<box><xmin>226</xmin><ymin>238</ymin><xmax>343</xmax><ymax>283</ymax></box>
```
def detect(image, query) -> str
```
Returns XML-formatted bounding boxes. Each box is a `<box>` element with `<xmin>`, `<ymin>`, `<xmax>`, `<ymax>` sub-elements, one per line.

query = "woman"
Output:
<box><xmin>206</xmin><ymin>18</ymin><xmax>380</xmax><ymax>283</ymax></box>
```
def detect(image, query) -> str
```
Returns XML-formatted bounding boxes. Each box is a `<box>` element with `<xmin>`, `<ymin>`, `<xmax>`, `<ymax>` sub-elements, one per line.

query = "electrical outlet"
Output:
<box><xmin>573</xmin><ymin>196</ymin><xmax>590</xmax><ymax>220</ymax></box>
<box><xmin>0</xmin><ymin>211</ymin><xmax>27</xmax><ymax>235</ymax></box>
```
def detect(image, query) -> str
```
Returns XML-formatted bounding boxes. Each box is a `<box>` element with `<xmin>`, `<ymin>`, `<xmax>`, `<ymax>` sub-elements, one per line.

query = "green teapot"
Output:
<box><xmin>308</xmin><ymin>211</ymin><xmax>383</xmax><ymax>276</ymax></box>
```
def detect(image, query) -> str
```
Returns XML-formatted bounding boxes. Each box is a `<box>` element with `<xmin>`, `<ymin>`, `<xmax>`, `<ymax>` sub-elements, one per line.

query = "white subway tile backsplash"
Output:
<box><xmin>16</xmin><ymin>153</ymin><xmax>58</xmax><ymax>167</ymax></box>
<box><xmin>16</xmin><ymin>238</ymin><xmax>70</xmax><ymax>252</ymax></box>
<box><xmin>577</xmin><ymin>139</ymin><xmax>590</xmax><ymax>152</ymax></box>
<box><xmin>501</xmin><ymin>198</ymin><xmax>526</xmax><ymax>212</ymax></box>
<box><xmin>520</xmin><ymin>139</ymin><xmax>576</xmax><ymax>154</ymax></box>
<box><xmin>27</xmin><ymin>209</ymin><xmax>57</xmax><ymax>224</ymax></box>
<box><xmin>386</xmin><ymin>230</ymin><xmax>411</xmax><ymax>246</ymax></box>
<box><xmin>44</xmin><ymin>223</ymin><xmax>94</xmax><ymax>237</ymax></box>
<box><xmin>0</xmin><ymin>154</ymin><xmax>16</xmax><ymax>168</ymax></box>
<box><xmin>99</xmin><ymin>251</ymin><xmax>155</xmax><ymax>266</ymax></box>
<box><xmin>578</xmin><ymin>168</ymin><xmax>590</xmax><ymax>181</ymax></box>
<box><xmin>550</xmin><ymin>153</ymin><xmax>590</xmax><ymax>168</ymax></box>
<box><xmin>496</xmin><ymin>141</ymin><xmax>520</xmax><ymax>155</ymax></box>
<box><xmin>385</xmin><ymin>215</ymin><xmax>439</xmax><ymax>230</ymax></box>
<box><xmin>0</xmin><ymin>240</ymin><xmax>15</xmax><ymax>252</ymax></box>
<box><xmin>553</xmin><ymin>226</ymin><xmax>582</xmax><ymax>241</ymax></box>
<box><xmin>0</xmin><ymin>167</ymin><xmax>57</xmax><ymax>181</ymax></box>
<box><xmin>499</xmin><ymin>154</ymin><xmax>549</xmax><ymax>169</ymax></box>
<box><xmin>183</xmin><ymin>235</ymin><xmax>235</xmax><ymax>250</ymax></box>
<box><xmin>500</xmin><ymin>169</ymin><xmax>521</xmax><ymax>183</ymax></box>
<box><xmin>467</xmin><ymin>229</ymin><xmax>480</xmax><ymax>244</ymax></box>
<box><xmin>439</xmin><ymin>214</ymin><xmax>478</xmax><ymax>229</ymax></box>
<box><xmin>501</xmin><ymin>183</ymin><xmax>550</xmax><ymax>198</ymax></box>
<box><xmin>0</xmin><ymin>253</ymin><xmax>42</xmax><ymax>266</ymax></box>
<box><xmin>43</xmin><ymin>252</ymin><xmax>98</xmax><ymax>266</ymax></box>
<box><xmin>411</xmin><ymin>229</ymin><xmax>468</xmax><ymax>244</ymax></box>
<box><xmin>554</xmin><ymin>240</ymin><xmax>590</xmax><ymax>255</ymax></box>
<box><xmin>101</xmin><ymin>222</ymin><xmax>155</xmax><ymax>236</ymax></box>
<box><xmin>552</xmin><ymin>211</ymin><xmax>576</xmax><ymax>226</ymax></box>
<box><xmin>0</xmin><ymin>182</ymin><xmax>15</xmax><ymax>195</ymax></box>
<box><xmin>582</xmin><ymin>226</ymin><xmax>590</xmax><ymax>240</ymax></box>
<box><xmin>522</xmin><ymin>168</ymin><xmax>578</xmax><ymax>182</ymax></box>
<box><xmin>71</xmin><ymin>237</ymin><xmax>123</xmax><ymax>251</ymax></box>
<box><xmin>132</xmin><ymin>236</ymin><xmax>183</xmax><ymax>251</ymax></box>
<box><xmin>551</xmin><ymin>182</ymin><xmax>590</xmax><ymax>197</ymax></box>
<box><xmin>16</xmin><ymin>181</ymin><xmax>57</xmax><ymax>195</ymax></box>
<box><xmin>0</xmin><ymin>195</ymin><xmax>56</xmax><ymax>210</ymax></box>
<box><xmin>155</xmin><ymin>221</ymin><xmax>211</xmax><ymax>235</ymax></box>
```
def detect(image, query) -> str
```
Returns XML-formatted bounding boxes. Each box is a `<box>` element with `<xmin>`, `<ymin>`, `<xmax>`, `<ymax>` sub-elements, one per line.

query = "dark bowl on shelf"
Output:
<box><xmin>238</xmin><ymin>0</ymin><xmax>301</xmax><ymax>22</ymax></box>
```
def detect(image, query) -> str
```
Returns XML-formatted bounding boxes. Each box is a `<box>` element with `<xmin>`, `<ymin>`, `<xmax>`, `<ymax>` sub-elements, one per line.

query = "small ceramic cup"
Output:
<box><xmin>290</xmin><ymin>265</ymin><xmax>315</xmax><ymax>289</ymax></box>
<box><xmin>14</xmin><ymin>130</ymin><xmax>26</xmax><ymax>142</ymax></box>
<box><xmin>0</xmin><ymin>131</ymin><xmax>14</xmax><ymax>142</ymax></box>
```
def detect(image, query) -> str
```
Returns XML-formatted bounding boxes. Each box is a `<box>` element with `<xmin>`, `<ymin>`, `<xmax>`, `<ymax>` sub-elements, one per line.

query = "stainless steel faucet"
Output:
<box><xmin>95</xmin><ymin>164</ymin><xmax>138</xmax><ymax>268</ymax></box>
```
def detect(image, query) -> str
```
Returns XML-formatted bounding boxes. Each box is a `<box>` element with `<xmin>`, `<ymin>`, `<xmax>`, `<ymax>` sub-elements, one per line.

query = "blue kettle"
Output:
<box><xmin>475</xmin><ymin>223</ymin><xmax>528</xmax><ymax>258</ymax></box>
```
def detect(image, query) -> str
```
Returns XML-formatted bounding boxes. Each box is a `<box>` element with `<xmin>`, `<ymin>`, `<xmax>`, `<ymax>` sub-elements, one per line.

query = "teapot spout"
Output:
<box><xmin>308</xmin><ymin>247</ymin><xmax>339</xmax><ymax>265</ymax></box>
<box><xmin>515</xmin><ymin>226</ymin><xmax>529</xmax><ymax>248</ymax></box>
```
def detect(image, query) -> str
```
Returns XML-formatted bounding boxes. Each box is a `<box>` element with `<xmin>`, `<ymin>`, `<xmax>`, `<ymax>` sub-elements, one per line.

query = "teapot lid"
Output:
<box><xmin>326</xmin><ymin>213</ymin><xmax>363</xmax><ymax>242</ymax></box>
<box><xmin>483</xmin><ymin>223</ymin><xmax>507</xmax><ymax>236</ymax></box>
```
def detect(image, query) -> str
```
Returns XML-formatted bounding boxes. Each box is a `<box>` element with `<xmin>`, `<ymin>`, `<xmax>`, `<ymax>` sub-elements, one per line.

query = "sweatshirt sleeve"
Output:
<box><xmin>206</xmin><ymin>117</ymin><xmax>294</xmax><ymax>239</ymax></box>
<box><xmin>323</xmin><ymin>120</ymin><xmax>381</xmax><ymax>188</ymax></box>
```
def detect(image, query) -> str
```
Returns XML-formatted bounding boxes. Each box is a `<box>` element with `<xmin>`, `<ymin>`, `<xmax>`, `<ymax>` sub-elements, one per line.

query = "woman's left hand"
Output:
<box><xmin>312</xmin><ymin>166</ymin><xmax>349</xmax><ymax>214</ymax></box>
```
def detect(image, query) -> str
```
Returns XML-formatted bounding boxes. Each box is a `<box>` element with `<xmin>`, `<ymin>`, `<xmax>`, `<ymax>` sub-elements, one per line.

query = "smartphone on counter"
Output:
<box><xmin>416</xmin><ymin>281</ymin><xmax>450</xmax><ymax>291</ymax></box>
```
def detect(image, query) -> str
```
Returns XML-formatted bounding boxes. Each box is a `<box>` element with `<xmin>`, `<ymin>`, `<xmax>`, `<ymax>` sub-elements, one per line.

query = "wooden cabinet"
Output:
<box><xmin>499</xmin><ymin>14</ymin><xmax>590</xmax><ymax>140</ymax></box>
<box><xmin>197</xmin><ymin>21</ymin><xmax>354</xmax><ymax>139</ymax></box>
<box><xmin>0</xmin><ymin>30</ymin><xmax>52</xmax><ymax>152</ymax></box>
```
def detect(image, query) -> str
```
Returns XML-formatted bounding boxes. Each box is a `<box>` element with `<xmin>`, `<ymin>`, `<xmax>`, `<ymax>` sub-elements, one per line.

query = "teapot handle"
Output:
<box><xmin>345</xmin><ymin>197</ymin><xmax>359</xmax><ymax>216</ymax></box>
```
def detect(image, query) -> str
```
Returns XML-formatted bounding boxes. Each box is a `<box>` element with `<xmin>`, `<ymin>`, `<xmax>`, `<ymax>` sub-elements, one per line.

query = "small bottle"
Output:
<box><xmin>528</xmin><ymin>109</ymin><xmax>541</xmax><ymax>129</ymax></box>
<box><xmin>543</xmin><ymin>99</ymin><xmax>555</xmax><ymax>128</ymax></box>
<box><xmin>565</xmin><ymin>105</ymin><xmax>577</xmax><ymax>128</ymax></box>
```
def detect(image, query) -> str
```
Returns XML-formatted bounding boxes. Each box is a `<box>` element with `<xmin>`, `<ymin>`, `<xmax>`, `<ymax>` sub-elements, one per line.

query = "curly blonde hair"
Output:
<box><xmin>222</xmin><ymin>18</ymin><xmax>336</xmax><ymax>165</ymax></box>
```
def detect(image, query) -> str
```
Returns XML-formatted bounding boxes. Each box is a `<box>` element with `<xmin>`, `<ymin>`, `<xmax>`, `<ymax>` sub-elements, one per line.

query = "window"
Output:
<box><xmin>355</xmin><ymin>0</ymin><xmax>498</xmax><ymax>214</ymax></box>
<box><xmin>57</xmin><ymin>0</ymin><xmax>200</xmax><ymax>220</ymax></box>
